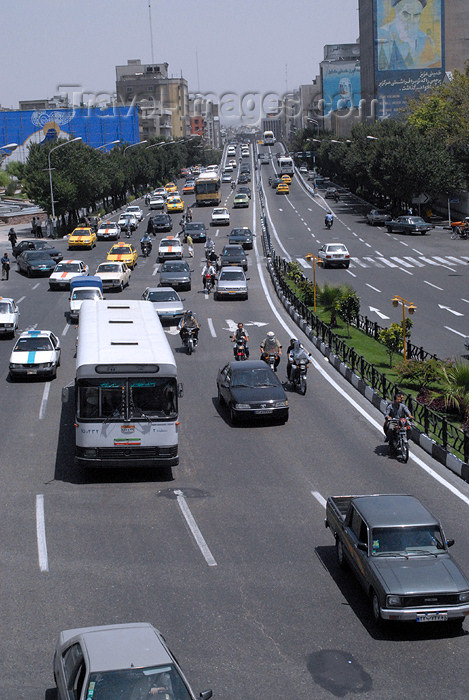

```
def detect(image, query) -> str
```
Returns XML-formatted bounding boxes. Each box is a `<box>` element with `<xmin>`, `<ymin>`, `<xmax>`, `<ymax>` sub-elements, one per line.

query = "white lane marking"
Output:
<box><xmin>399</xmin><ymin>241</ymin><xmax>409</xmax><ymax>247</ymax></box>
<box><xmin>174</xmin><ymin>490</ymin><xmax>217</xmax><ymax>567</ymax></box>
<box><xmin>366</xmin><ymin>283</ymin><xmax>381</xmax><ymax>293</ymax></box>
<box><xmin>215</xmin><ymin>229</ymin><xmax>219</xmax><ymax>237</ymax></box>
<box><xmin>351</xmin><ymin>257</ymin><xmax>368</xmax><ymax>268</ymax></box>
<box><xmin>62</xmin><ymin>323</ymin><xmax>70</xmax><ymax>336</ymax></box>
<box><xmin>365</xmin><ymin>242</ymin><xmax>372</xmax><ymax>248</ymax></box>
<box><xmin>262</xmin><ymin>190</ymin><xmax>291</xmax><ymax>260</ymax></box>
<box><xmin>254</xmin><ymin>222</ymin><xmax>469</xmax><ymax>508</ymax></box>
<box><xmin>369</xmin><ymin>306</ymin><xmax>390</xmax><ymax>319</ymax></box>
<box><xmin>36</xmin><ymin>494</ymin><xmax>49</xmax><ymax>572</ymax></box>
<box><xmin>32</xmin><ymin>283</ymin><xmax>40</xmax><ymax>290</ymax></box>
<box><xmin>399</xmin><ymin>267</ymin><xmax>413</xmax><ymax>276</ymax></box>
<box><xmin>445</xmin><ymin>326</ymin><xmax>467</xmax><ymax>338</ymax></box>
<box><xmin>403</xmin><ymin>257</ymin><xmax>424</xmax><ymax>267</ymax></box>
<box><xmin>346</xmin><ymin>269</ymin><xmax>356</xmax><ymax>277</ymax></box>
<box><xmin>447</xmin><ymin>256</ymin><xmax>467</xmax><ymax>265</ymax></box>
<box><xmin>207</xmin><ymin>317</ymin><xmax>216</xmax><ymax>337</ymax></box>
<box><xmin>152</xmin><ymin>265</ymin><xmax>158</xmax><ymax>276</ymax></box>
<box><xmin>39</xmin><ymin>383</ymin><xmax>50</xmax><ymax>419</ymax></box>
<box><xmin>432</xmin><ymin>257</ymin><xmax>456</xmax><ymax>271</ymax></box>
<box><xmin>278</xmin><ymin>208</ymin><xmax>283</xmax><ymax>211</ymax></box>
<box><xmin>438</xmin><ymin>304</ymin><xmax>463</xmax><ymax>317</ymax></box>
<box><xmin>363</xmin><ymin>257</ymin><xmax>384</xmax><ymax>268</ymax></box>
<box><xmin>16</xmin><ymin>295</ymin><xmax>26</xmax><ymax>304</ymax></box>
<box><xmin>297</xmin><ymin>257</ymin><xmax>312</xmax><ymax>269</ymax></box>
<box><xmin>424</xmin><ymin>280</ymin><xmax>443</xmax><ymax>290</ymax></box>
<box><xmin>375</xmin><ymin>250</ymin><xmax>383</xmax><ymax>256</ymax></box>
<box><xmin>390</xmin><ymin>257</ymin><xmax>413</xmax><ymax>268</ymax></box>
<box><xmin>311</xmin><ymin>491</ymin><xmax>327</xmax><ymax>509</ymax></box>
<box><xmin>359</xmin><ymin>237</ymin><xmax>364</xmax><ymax>243</ymax></box>
<box><xmin>419</xmin><ymin>256</ymin><xmax>439</xmax><ymax>266</ymax></box>
<box><xmin>307</xmin><ymin>227</ymin><xmax>311</xmax><ymax>232</ymax></box>
<box><xmin>461</xmin><ymin>298</ymin><xmax>469</xmax><ymax>304</ymax></box>
<box><xmin>376</xmin><ymin>258</ymin><xmax>398</xmax><ymax>267</ymax></box>
<box><xmin>412</xmin><ymin>248</ymin><xmax>423</xmax><ymax>254</ymax></box>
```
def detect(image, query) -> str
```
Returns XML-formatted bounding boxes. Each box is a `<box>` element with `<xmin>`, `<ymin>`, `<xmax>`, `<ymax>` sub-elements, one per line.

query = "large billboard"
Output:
<box><xmin>0</xmin><ymin>106</ymin><xmax>139</xmax><ymax>164</ymax></box>
<box><xmin>322</xmin><ymin>61</ymin><xmax>361</xmax><ymax>114</ymax></box>
<box><xmin>374</xmin><ymin>0</ymin><xmax>445</xmax><ymax>117</ymax></box>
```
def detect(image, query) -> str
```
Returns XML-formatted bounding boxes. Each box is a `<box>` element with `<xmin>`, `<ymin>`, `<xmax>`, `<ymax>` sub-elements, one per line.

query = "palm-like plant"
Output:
<box><xmin>317</xmin><ymin>283</ymin><xmax>354</xmax><ymax>327</ymax></box>
<box><xmin>439</xmin><ymin>362</ymin><xmax>469</xmax><ymax>420</ymax></box>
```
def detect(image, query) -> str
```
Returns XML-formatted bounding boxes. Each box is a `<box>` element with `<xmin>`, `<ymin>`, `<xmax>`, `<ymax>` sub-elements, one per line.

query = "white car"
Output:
<box><xmin>158</xmin><ymin>236</ymin><xmax>183</xmax><ymax>262</ymax></box>
<box><xmin>318</xmin><ymin>242</ymin><xmax>351</xmax><ymax>269</ymax></box>
<box><xmin>149</xmin><ymin>196</ymin><xmax>165</xmax><ymax>210</ymax></box>
<box><xmin>211</xmin><ymin>207</ymin><xmax>230</xmax><ymax>226</ymax></box>
<box><xmin>152</xmin><ymin>187</ymin><xmax>168</xmax><ymax>200</ymax></box>
<box><xmin>97</xmin><ymin>221</ymin><xmax>120</xmax><ymax>241</ymax></box>
<box><xmin>0</xmin><ymin>297</ymin><xmax>20</xmax><ymax>337</ymax></box>
<box><xmin>224</xmin><ymin>164</ymin><xmax>233</xmax><ymax>172</ymax></box>
<box><xmin>9</xmin><ymin>329</ymin><xmax>61</xmax><ymax>380</ymax></box>
<box><xmin>126</xmin><ymin>205</ymin><xmax>143</xmax><ymax>222</ymax></box>
<box><xmin>49</xmin><ymin>260</ymin><xmax>89</xmax><ymax>290</ymax></box>
<box><xmin>117</xmin><ymin>213</ymin><xmax>138</xmax><ymax>231</ymax></box>
<box><xmin>95</xmin><ymin>261</ymin><xmax>131</xmax><ymax>291</ymax></box>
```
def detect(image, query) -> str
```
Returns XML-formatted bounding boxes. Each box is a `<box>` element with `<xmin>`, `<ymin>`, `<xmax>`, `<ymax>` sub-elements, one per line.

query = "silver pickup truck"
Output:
<box><xmin>325</xmin><ymin>494</ymin><xmax>469</xmax><ymax>627</ymax></box>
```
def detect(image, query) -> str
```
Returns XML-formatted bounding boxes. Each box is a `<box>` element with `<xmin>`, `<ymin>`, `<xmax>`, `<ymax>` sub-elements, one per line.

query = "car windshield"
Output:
<box><xmin>220</xmin><ymin>271</ymin><xmax>245</xmax><ymax>281</ymax></box>
<box><xmin>100</xmin><ymin>223</ymin><xmax>115</xmax><ymax>228</ymax></box>
<box><xmin>232</xmin><ymin>368</ymin><xmax>277</xmax><ymax>388</ymax></box>
<box><xmin>327</xmin><ymin>245</ymin><xmax>347</xmax><ymax>253</ymax></box>
<box><xmin>71</xmin><ymin>289</ymin><xmax>101</xmax><ymax>300</ymax></box>
<box><xmin>25</xmin><ymin>252</ymin><xmax>53</xmax><ymax>260</ymax></box>
<box><xmin>110</xmin><ymin>247</ymin><xmax>132</xmax><ymax>255</ymax></box>
<box><xmin>162</xmin><ymin>263</ymin><xmax>188</xmax><ymax>272</ymax></box>
<box><xmin>186</xmin><ymin>224</ymin><xmax>204</xmax><ymax>231</ymax></box>
<box><xmin>97</xmin><ymin>264</ymin><xmax>121</xmax><ymax>273</ymax></box>
<box><xmin>34</xmin><ymin>241</ymin><xmax>52</xmax><ymax>250</ymax></box>
<box><xmin>15</xmin><ymin>337</ymin><xmax>52</xmax><ymax>352</ymax></box>
<box><xmin>161</xmin><ymin>240</ymin><xmax>178</xmax><ymax>247</ymax></box>
<box><xmin>148</xmin><ymin>290</ymin><xmax>180</xmax><ymax>302</ymax></box>
<box><xmin>77</xmin><ymin>377</ymin><xmax>178</xmax><ymax>420</ymax></box>
<box><xmin>223</xmin><ymin>248</ymin><xmax>242</xmax><ymax>257</ymax></box>
<box><xmin>86</xmin><ymin>664</ymin><xmax>191</xmax><ymax>700</ymax></box>
<box><xmin>371</xmin><ymin>526</ymin><xmax>445</xmax><ymax>556</ymax></box>
<box><xmin>127</xmin><ymin>207</ymin><xmax>139</xmax><ymax>212</ymax></box>
<box><xmin>0</xmin><ymin>302</ymin><xmax>13</xmax><ymax>313</ymax></box>
<box><xmin>410</xmin><ymin>217</ymin><xmax>426</xmax><ymax>224</ymax></box>
<box><xmin>213</xmin><ymin>209</ymin><xmax>226</xmax><ymax>215</ymax></box>
<box><xmin>55</xmin><ymin>263</ymin><xmax>80</xmax><ymax>272</ymax></box>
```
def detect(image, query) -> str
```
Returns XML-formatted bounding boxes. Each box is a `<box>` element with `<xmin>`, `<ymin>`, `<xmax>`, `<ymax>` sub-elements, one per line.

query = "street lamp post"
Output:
<box><xmin>123</xmin><ymin>140</ymin><xmax>148</xmax><ymax>155</ymax></box>
<box><xmin>391</xmin><ymin>295</ymin><xmax>416</xmax><ymax>362</ymax></box>
<box><xmin>305</xmin><ymin>253</ymin><xmax>321</xmax><ymax>311</ymax></box>
<box><xmin>0</xmin><ymin>142</ymin><xmax>18</xmax><ymax>151</ymax></box>
<box><xmin>96</xmin><ymin>139</ymin><xmax>120</xmax><ymax>151</ymax></box>
<box><xmin>146</xmin><ymin>141</ymin><xmax>175</xmax><ymax>150</ymax></box>
<box><xmin>47</xmin><ymin>137</ymin><xmax>82</xmax><ymax>222</ymax></box>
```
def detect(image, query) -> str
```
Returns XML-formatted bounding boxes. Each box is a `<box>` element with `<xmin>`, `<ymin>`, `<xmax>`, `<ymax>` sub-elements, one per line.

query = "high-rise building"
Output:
<box><xmin>189</xmin><ymin>96</ymin><xmax>221</xmax><ymax>148</ymax></box>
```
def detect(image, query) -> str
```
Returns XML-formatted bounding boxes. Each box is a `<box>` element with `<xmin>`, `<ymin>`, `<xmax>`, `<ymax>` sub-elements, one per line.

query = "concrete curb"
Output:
<box><xmin>267</xmin><ymin>259</ymin><xmax>469</xmax><ymax>483</ymax></box>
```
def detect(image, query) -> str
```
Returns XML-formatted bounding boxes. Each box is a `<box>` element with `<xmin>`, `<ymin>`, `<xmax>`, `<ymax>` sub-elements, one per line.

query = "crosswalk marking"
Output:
<box><xmin>403</xmin><ymin>256</ymin><xmax>425</xmax><ymax>267</ymax></box>
<box><xmin>390</xmin><ymin>257</ymin><xmax>413</xmax><ymax>268</ymax></box>
<box><xmin>376</xmin><ymin>257</ymin><xmax>398</xmax><ymax>267</ymax></box>
<box><xmin>418</xmin><ymin>257</ymin><xmax>440</xmax><ymax>266</ymax></box>
<box><xmin>308</xmin><ymin>254</ymin><xmax>469</xmax><ymax>271</ymax></box>
<box><xmin>297</xmin><ymin>257</ymin><xmax>312</xmax><ymax>269</ymax></box>
<box><xmin>363</xmin><ymin>257</ymin><xmax>384</xmax><ymax>267</ymax></box>
<box><xmin>351</xmin><ymin>257</ymin><xmax>368</xmax><ymax>268</ymax></box>
<box><xmin>447</xmin><ymin>256</ymin><xmax>466</xmax><ymax>265</ymax></box>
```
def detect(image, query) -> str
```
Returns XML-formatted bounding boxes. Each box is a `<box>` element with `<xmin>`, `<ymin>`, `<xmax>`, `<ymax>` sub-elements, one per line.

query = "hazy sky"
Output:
<box><xmin>2</xmin><ymin>0</ymin><xmax>359</xmax><ymax>121</ymax></box>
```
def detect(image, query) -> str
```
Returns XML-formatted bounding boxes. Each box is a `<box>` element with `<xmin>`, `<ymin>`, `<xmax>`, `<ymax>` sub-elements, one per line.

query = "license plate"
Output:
<box><xmin>27</xmin><ymin>370</ymin><xmax>37</xmax><ymax>375</ymax></box>
<box><xmin>416</xmin><ymin>613</ymin><xmax>447</xmax><ymax>622</ymax></box>
<box><xmin>255</xmin><ymin>409</ymin><xmax>272</xmax><ymax>414</ymax></box>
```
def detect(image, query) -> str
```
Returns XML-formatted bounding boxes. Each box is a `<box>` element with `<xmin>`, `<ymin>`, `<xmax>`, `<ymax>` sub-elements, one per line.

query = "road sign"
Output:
<box><xmin>412</xmin><ymin>193</ymin><xmax>430</xmax><ymax>204</ymax></box>
<box><xmin>449</xmin><ymin>197</ymin><xmax>460</xmax><ymax>204</ymax></box>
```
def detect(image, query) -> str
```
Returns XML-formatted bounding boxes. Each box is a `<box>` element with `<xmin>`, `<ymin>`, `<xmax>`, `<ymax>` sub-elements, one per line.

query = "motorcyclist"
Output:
<box><xmin>202</xmin><ymin>260</ymin><xmax>216</xmax><ymax>290</ymax></box>
<box><xmin>204</xmin><ymin>237</ymin><xmax>215</xmax><ymax>256</ymax></box>
<box><xmin>207</xmin><ymin>248</ymin><xmax>219</xmax><ymax>271</ymax></box>
<box><xmin>231</xmin><ymin>322</ymin><xmax>250</xmax><ymax>358</ymax></box>
<box><xmin>144</xmin><ymin>193</ymin><xmax>150</xmax><ymax>206</ymax></box>
<box><xmin>333</xmin><ymin>191</ymin><xmax>340</xmax><ymax>203</ymax></box>
<box><xmin>146</xmin><ymin>217</ymin><xmax>155</xmax><ymax>236</ymax></box>
<box><xmin>178</xmin><ymin>309</ymin><xmax>200</xmax><ymax>344</ymax></box>
<box><xmin>231</xmin><ymin>181</ymin><xmax>236</xmax><ymax>190</ymax></box>
<box><xmin>140</xmin><ymin>232</ymin><xmax>152</xmax><ymax>256</ymax></box>
<box><xmin>325</xmin><ymin>211</ymin><xmax>333</xmax><ymax>229</ymax></box>
<box><xmin>287</xmin><ymin>339</ymin><xmax>311</xmax><ymax>382</ymax></box>
<box><xmin>260</xmin><ymin>331</ymin><xmax>282</xmax><ymax>371</ymax></box>
<box><xmin>383</xmin><ymin>392</ymin><xmax>413</xmax><ymax>442</ymax></box>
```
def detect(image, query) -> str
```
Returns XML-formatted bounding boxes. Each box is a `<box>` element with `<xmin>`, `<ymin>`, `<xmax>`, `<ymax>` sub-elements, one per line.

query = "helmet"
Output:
<box><xmin>186</xmin><ymin>309</ymin><xmax>192</xmax><ymax>316</ymax></box>
<box><xmin>267</xmin><ymin>331</ymin><xmax>275</xmax><ymax>338</ymax></box>
<box><xmin>290</xmin><ymin>338</ymin><xmax>297</xmax><ymax>345</ymax></box>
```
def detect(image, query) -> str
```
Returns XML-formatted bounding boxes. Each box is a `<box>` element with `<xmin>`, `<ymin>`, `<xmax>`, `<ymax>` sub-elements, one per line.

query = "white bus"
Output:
<box><xmin>263</xmin><ymin>130</ymin><xmax>276</xmax><ymax>145</ymax></box>
<box><xmin>74</xmin><ymin>300</ymin><xmax>180</xmax><ymax>468</ymax></box>
<box><xmin>277</xmin><ymin>155</ymin><xmax>294</xmax><ymax>176</ymax></box>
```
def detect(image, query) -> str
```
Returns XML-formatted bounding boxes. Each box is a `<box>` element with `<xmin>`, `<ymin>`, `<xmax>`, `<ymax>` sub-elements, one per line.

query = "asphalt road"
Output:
<box><xmin>1</xmin><ymin>145</ymin><xmax>469</xmax><ymax>699</ymax></box>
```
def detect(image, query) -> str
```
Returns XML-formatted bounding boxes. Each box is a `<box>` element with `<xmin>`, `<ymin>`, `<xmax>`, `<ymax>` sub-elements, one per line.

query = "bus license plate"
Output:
<box><xmin>416</xmin><ymin>613</ymin><xmax>447</xmax><ymax>622</ymax></box>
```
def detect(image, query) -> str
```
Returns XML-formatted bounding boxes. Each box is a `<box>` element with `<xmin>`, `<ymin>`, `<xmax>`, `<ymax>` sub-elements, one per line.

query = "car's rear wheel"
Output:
<box><xmin>387</xmin><ymin>226</ymin><xmax>393</xmax><ymax>232</ymax></box>
<box><xmin>336</xmin><ymin>539</ymin><xmax>347</xmax><ymax>569</ymax></box>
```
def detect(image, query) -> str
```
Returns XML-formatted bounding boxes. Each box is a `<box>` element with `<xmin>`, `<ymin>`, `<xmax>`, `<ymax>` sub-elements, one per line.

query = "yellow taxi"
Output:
<box><xmin>68</xmin><ymin>227</ymin><xmax>97</xmax><ymax>250</ymax></box>
<box><xmin>276</xmin><ymin>182</ymin><xmax>290</xmax><ymax>195</ymax></box>
<box><xmin>164</xmin><ymin>182</ymin><xmax>178</xmax><ymax>194</ymax></box>
<box><xmin>281</xmin><ymin>174</ymin><xmax>292</xmax><ymax>184</ymax></box>
<box><xmin>166</xmin><ymin>196</ymin><xmax>184</xmax><ymax>213</ymax></box>
<box><xmin>106</xmin><ymin>242</ymin><xmax>138</xmax><ymax>269</ymax></box>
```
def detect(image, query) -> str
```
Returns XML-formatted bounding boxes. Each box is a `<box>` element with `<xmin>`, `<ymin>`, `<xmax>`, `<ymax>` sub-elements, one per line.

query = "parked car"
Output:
<box><xmin>53</xmin><ymin>622</ymin><xmax>212</xmax><ymax>700</ymax></box>
<box><xmin>318</xmin><ymin>243</ymin><xmax>350</xmax><ymax>269</ymax></box>
<box><xmin>184</xmin><ymin>222</ymin><xmax>206</xmax><ymax>243</ymax></box>
<box><xmin>159</xmin><ymin>260</ymin><xmax>192</xmax><ymax>290</ymax></box>
<box><xmin>0</xmin><ymin>297</ymin><xmax>19</xmax><ymax>337</ymax></box>
<box><xmin>215</xmin><ymin>266</ymin><xmax>248</xmax><ymax>300</ymax></box>
<box><xmin>386</xmin><ymin>216</ymin><xmax>433</xmax><ymax>235</ymax></box>
<box><xmin>228</xmin><ymin>227</ymin><xmax>253</xmax><ymax>249</ymax></box>
<box><xmin>217</xmin><ymin>360</ymin><xmax>289</xmax><ymax>424</ymax></box>
<box><xmin>211</xmin><ymin>207</ymin><xmax>230</xmax><ymax>226</ymax></box>
<box><xmin>366</xmin><ymin>209</ymin><xmax>392</xmax><ymax>226</ymax></box>
<box><xmin>142</xmin><ymin>286</ymin><xmax>184</xmax><ymax>323</ymax></box>
<box><xmin>95</xmin><ymin>261</ymin><xmax>131</xmax><ymax>291</ymax></box>
<box><xmin>151</xmin><ymin>213</ymin><xmax>173</xmax><ymax>233</ymax></box>
<box><xmin>9</xmin><ymin>329</ymin><xmax>61</xmax><ymax>380</ymax></box>
<box><xmin>12</xmin><ymin>239</ymin><xmax>63</xmax><ymax>262</ymax></box>
<box><xmin>97</xmin><ymin>221</ymin><xmax>120</xmax><ymax>241</ymax></box>
<box><xmin>17</xmin><ymin>250</ymin><xmax>57</xmax><ymax>277</ymax></box>
<box><xmin>158</xmin><ymin>236</ymin><xmax>183</xmax><ymax>262</ymax></box>
<box><xmin>220</xmin><ymin>244</ymin><xmax>248</xmax><ymax>271</ymax></box>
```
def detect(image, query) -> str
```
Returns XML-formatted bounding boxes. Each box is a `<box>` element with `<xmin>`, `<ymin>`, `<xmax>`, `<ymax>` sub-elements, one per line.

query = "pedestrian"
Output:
<box><xmin>1</xmin><ymin>252</ymin><xmax>10</xmax><ymax>280</ymax></box>
<box><xmin>45</xmin><ymin>215</ymin><xmax>53</xmax><ymax>238</ymax></box>
<box><xmin>8</xmin><ymin>228</ymin><xmax>17</xmax><ymax>249</ymax></box>
<box><xmin>186</xmin><ymin>207</ymin><xmax>192</xmax><ymax>222</ymax></box>
<box><xmin>186</xmin><ymin>234</ymin><xmax>194</xmax><ymax>258</ymax></box>
<box><xmin>31</xmin><ymin>216</ymin><xmax>37</xmax><ymax>237</ymax></box>
<box><xmin>36</xmin><ymin>218</ymin><xmax>43</xmax><ymax>238</ymax></box>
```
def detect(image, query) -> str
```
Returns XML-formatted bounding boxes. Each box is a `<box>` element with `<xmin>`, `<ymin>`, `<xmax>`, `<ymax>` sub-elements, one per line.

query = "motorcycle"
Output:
<box><xmin>204</xmin><ymin>273</ymin><xmax>214</xmax><ymax>294</ymax></box>
<box><xmin>387</xmin><ymin>417</ymin><xmax>411</xmax><ymax>463</ymax></box>
<box><xmin>181</xmin><ymin>327</ymin><xmax>198</xmax><ymax>355</ymax></box>
<box><xmin>140</xmin><ymin>241</ymin><xmax>152</xmax><ymax>257</ymax></box>
<box><xmin>261</xmin><ymin>352</ymin><xmax>279</xmax><ymax>372</ymax></box>
<box><xmin>290</xmin><ymin>359</ymin><xmax>308</xmax><ymax>395</ymax></box>
<box><xmin>451</xmin><ymin>225</ymin><xmax>469</xmax><ymax>240</ymax></box>
<box><xmin>325</xmin><ymin>217</ymin><xmax>333</xmax><ymax>230</ymax></box>
<box><xmin>205</xmin><ymin>241</ymin><xmax>215</xmax><ymax>260</ymax></box>
<box><xmin>234</xmin><ymin>338</ymin><xmax>248</xmax><ymax>361</ymax></box>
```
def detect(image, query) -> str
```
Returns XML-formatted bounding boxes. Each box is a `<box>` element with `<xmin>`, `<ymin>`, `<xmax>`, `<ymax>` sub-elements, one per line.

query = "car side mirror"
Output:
<box><xmin>446</xmin><ymin>538</ymin><xmax>455</xmax><ymax>548</ymax></box>
<box><xmin>356</xmin><ymin>542</ymin><xmax>368</xmax><ymax>552</ymax></box>
<box><xmin>199</xmin><ymin>692</ymin><xmax>213</xmax><ymax>700</ymax></box>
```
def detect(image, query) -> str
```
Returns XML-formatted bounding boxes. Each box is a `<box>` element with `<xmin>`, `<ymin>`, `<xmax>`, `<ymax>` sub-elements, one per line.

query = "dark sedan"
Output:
<box><xmin>220</xmin><ymin>244</ymin><xmax>248</xmax><ymax>271</ymax></box>
<box><xmin>238</xmin><ymin>173</ymin><xmax>249</xmax><ymax>184</ymax></box>
<box><xmin>151</xmin><ymin>213</ymin><xmax>173</xmax><ymax>233</ymax></box>
<box><xmin>229</xmin><ymin>227</ymin><xmax>253</xmax><ymax>249</ymax></box>
<box><xmin>184</xmin><ymin>221</ymin><xmax>207</xmax><ymax>242</ymax></box>
<box><xmin>12</xmin><ymin>239</ymin><xmax>63</xmax><ymax>263</ymax></box>
<box><xmin>386</xmin><ymin>216</ymin><xmax>433</xmax><ymax>235</ymax></box>
<box><xmin>237</xmin><ymin>185</ymin><xmax>251</xmax><ymax>199</ymax></box>
<box><xmin>159</xmin><ymin>260</ymin><xmax>192</xmax><ymax>290</ymax></box>
<box><xmin>16</xmin><ymin>250</ymin><xmax>57</xmax><ymax>277</ymax></box>
<box><xmin>366</xmin><ymin>209</ymin><xmax>392</xmax><ymax>226</ymax></box>
<box><xmin>217</xmin><ymin>360</ymin><xmax>289</xmax><ymax>424</ymax></box>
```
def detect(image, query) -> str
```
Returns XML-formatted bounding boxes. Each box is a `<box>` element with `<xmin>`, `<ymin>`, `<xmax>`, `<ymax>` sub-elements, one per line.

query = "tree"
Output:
<box><xmin>336</xmin><ymin>291</ymin><xmax>360</xmax><ymax>338</ymax></box>
<box><xmin>439</xmin><ymin>361</ymin><xmax>469</xmax><ymax>422</ymax></box>
<box><xmin>378</xmin><ymin>319</ymin><xmax>412</xmax><ymax>368</ymax></box>
<box><xmin>318</xmin><ymin>283</ymin><xmax>354</xmax><ymax>327</ymax></box>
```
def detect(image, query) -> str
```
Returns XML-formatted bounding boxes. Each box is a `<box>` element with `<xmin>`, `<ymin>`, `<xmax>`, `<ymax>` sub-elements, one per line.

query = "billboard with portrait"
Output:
<box><xmin>374</xmin><ymin>0</ymin><xmax>445</xmax><ymax>117</ymax></box>
<box><xmin>0</xmin><ymin>106</ymin><xmax>139</xmax><ymax>165</ymax></box>
<box><xmin>322</xmin><ymin>61</ymin><xmax>361</xmax><ymax>115</ymax></box>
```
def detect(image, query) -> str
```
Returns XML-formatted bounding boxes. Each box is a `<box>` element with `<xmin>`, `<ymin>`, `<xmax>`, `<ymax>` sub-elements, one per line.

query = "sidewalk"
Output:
<box><xmin>0</xmin><ymin>222</ymin><xmax>66</xmax><ymax>248</ymax></box>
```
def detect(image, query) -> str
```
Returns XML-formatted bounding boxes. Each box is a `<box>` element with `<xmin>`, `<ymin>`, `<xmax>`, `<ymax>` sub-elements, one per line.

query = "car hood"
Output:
<box><xmin>230</xmin><ymin>385</ymin><xmax>285</xmax><ymax>403</ymax></box>
<box><xmin>97</xmin><ymin>271</ymin><xmax>124</xmax><ymax>280</ymax></box>
<box><xmin>50</xmin><ymin>270</ymin><xmax>83</xmax><ymax>280</ymax></box>
<box><xmin>153</xmin><ymin>301</ymin><xmax>184</xmax><ymax>314</ymax></box>
<box><xmin>160</xmin><ymin>272</ymin><xmax>189</xmax><ymax>281</ymax></box>
<box><xmin>28</xmin><ymin>258</ymin><xmax>56</xmax><ymax>267</ymax></box>
<box><xmin>11</xmin><ymin>350</ymin><xmax>54</xmax><ymax>363</ymax></box>
<box><xmin>370</xmin><ymin>555</ymin><xmax>469</xmax><ymax>595</ymax></box>
<box><xmin>0</xmin><ymin>312</ymin><xmax>16</xmax><ymax>323</ymax></box>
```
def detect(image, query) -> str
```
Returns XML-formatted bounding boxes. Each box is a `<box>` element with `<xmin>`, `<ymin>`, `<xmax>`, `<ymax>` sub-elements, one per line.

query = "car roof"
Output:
<box><xmin>220</xmin><ymin>266</ymin><xmax>244</xmax><ymax>273</ymax></box>
<box><xmin>352</xmin><ymin>495</ymin><xmax>437</xmax><ymax>528</ymax></box>
<box><xmin>227</xmin><ymin>359</ymin><xmax>278</xmax><ymax>372</ymax></box>
<box><xmin>59</xmin><ymin>623</ymin><xmax>171</xmax><ymax>672</ymax></box>
<box><xmin>17</xmin><ymin>329</ymin><xmax>53</xmax><ymax>339</ymax></box>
